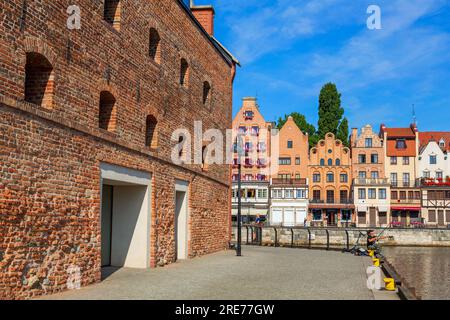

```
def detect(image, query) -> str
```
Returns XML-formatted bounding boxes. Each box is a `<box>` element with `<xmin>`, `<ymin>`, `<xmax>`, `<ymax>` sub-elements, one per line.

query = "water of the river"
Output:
<box><xmin>383</xmin><ymin>247</ymin><xmax>450</xmax><ymax>300</ymax></box>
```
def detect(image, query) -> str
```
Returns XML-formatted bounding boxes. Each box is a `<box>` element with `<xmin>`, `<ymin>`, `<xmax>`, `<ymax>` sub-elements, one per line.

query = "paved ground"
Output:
<box><xmin>40</xmin><ymin>246</ymin><xmax>398</xmax><ymax>300</ymax></box>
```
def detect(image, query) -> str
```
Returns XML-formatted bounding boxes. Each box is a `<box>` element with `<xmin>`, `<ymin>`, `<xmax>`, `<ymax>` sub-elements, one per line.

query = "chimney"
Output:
<box><xmin>350</xmin><ymin>128</ymin><xmax>358</xmax><ymax>146</ymax></box>
<box><xmin>242</xmin><ymin>97</ymin><xmax>257</xmax><ymax>109</ymax></box>
<box><xmin>191</xmin><ymin>4</ymin><xmax>215</xmax><ymax>36</ymax></box>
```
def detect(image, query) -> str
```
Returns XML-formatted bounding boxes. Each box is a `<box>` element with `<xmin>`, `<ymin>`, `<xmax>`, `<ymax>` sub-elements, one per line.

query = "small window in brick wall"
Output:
<box><xmin>25</xmin><ymin>52</ymin><xmax>55</xmax><ymax>109</ymax></box>
<box><xmin>149</xmin><ymin>28</ymin><xmax>161</xmax><ymax>64</ymax></box>
<box><xmin>104</xmin><ymin>0</ymin><xmax>121</xmax><ymax>31</ymax></box>
<box><xmin>202</xmin><ymin>145</ymin><xmax>209</xmax><ymax>171</ymax></box>
<box><xmin>180</xmin><ymin>58</ymin><xmax>189</xmax><ymax>87</ymax></box>
<box><xmin>99</xmin><ymin>91</ymin><xmax>117</xmax><ymax>132</ymax></box>
<box><xmin>203</xmin><ymin>81</ymin><xmax>211</xmax><ymax>106</ymax></box>
<box><xmin>145</xmin><ymin>115</ymin><xmax>158</xmax><ymax>149</ymax></box>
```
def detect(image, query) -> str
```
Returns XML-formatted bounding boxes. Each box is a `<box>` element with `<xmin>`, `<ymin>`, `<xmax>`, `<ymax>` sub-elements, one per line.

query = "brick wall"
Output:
<box><xmin>0</xmin><ymin>0</ymin><xmax>234</xmax><ymax>299</ymax></box>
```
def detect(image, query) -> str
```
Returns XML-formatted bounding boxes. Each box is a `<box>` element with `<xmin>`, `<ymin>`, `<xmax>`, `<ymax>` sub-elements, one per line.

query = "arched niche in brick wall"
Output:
<box><xmin>97</xmin><ymin>80</ymin><xmax>119</xmax><ymax>132</ymax></box>
<box><xmin>19</xmin><ymin>37</ymin><xmax>58</xmax><ymax>109</ymax></box>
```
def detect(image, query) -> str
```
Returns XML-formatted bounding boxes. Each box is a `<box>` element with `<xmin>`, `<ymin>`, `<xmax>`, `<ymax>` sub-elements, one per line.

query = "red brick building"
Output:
<box><xmin>0</xmin><ymin>0</ymin><xmax>238</xmax><ymax>299</ymax></box>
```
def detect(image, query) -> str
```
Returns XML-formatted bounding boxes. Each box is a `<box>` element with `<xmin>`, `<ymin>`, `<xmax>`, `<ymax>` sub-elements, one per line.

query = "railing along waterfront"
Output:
<box><xmin>232</xmin><ymin>223</ymin><xmax>450</xmax><ymax>251</ymax></box>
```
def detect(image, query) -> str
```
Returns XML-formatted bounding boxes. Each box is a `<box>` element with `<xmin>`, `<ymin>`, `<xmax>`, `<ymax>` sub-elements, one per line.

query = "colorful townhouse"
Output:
<box><xmin>351</xmin><ymin>125</ymin><xmax>390</xmax><ymax>227</ymax></box>
<box><xmin>380</xmin><ymin>124</ymin><xmax>421</xmax><ymax>227</ymax></box>
<box><xmin>269</xmin><ymin>116</ymin><xmax>309</xmax><ymax>226</ymax></box>
<box><xmin>418</xmin><ymin>132</ymin><xmax>450</xmax><ymax>227</ymax></box>
<box><xmin>308</xmin><ymin>133</ymin><xmax>354</xmax><ymax>227</ymax></box>
<box><xmin>231</xmin><ymin>97</ymin><xmax>273</xmax><ymax>223</ymax></box>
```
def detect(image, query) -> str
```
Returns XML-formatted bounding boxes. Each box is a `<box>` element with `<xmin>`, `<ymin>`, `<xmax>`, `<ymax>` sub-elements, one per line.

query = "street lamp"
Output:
<box><xmin>236</xmin><ymin>133</ymin><xmax>244</xmax><ymax>257</ymax></box>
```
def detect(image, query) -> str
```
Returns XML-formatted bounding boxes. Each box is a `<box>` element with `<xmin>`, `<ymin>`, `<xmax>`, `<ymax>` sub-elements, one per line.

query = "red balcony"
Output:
<box><xmin>421</xmin><ymin>177</ymin><xmax>450</xmax><ymax>187</ymax></box>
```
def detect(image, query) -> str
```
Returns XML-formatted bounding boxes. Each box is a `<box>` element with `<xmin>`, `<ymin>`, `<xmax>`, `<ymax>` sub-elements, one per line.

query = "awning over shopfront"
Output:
<box><xmin>391</xmin><ymin>206</ymin><xmax>420</xmax><ymax>211</ymax></box>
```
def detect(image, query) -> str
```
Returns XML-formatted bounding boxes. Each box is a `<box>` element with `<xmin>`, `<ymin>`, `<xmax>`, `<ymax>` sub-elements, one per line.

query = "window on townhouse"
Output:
<box><xmin>256</xmin><ymin>174</ymin><xmax>266</xmax><ymax>181</ymax></box>
<box><xmin>244</xmin><ymin>110</ymin><xmax>254</xmax><ymax>119</ymax></box>
<box><xmin>408</xmin><ymin>191</ymin><xmax>414</xmax><ymax>199</ymax></box>
<box><xmin>313</xmin><ymin>190</ymin><xmax>321</xmax><ymax>200</ymax></box>
<box><xmin>358</xmin><ymin>188</ymin><xmax>366</xmax><ymax>200</ymax></box>
<box><xmin>436</xmin><ymin>171</ymin><xmax>443</xmax><ymax>179</ymax></box>
<box><xmin>423</xmin><ymin>171</ymin><xmax>430</xmax><ymax>178</ymax></box>
<box><xmin>251</xmin><ymin>126</ymin><xmax>259</xmax><ymax>136</ymax></box>
<box><xmin>371</xmin><ymin>153</ymin><xmax>378</xmax><ymax>164</ymax></box>
<box><xmin>391</xmin><ymin>157</ymin><xmax>398</xmax><ymax>165</ymax></box>
<box><xmin>326</xmin><ymin>190</ymin><xmax>335</xmax><ymax>203</ymax></box>
<box><xmin>246</xmin><ymin>189</ymin><xmax>256</xmax><ymax>198</ymax></box>
<box><xmin>287</xmin><ymin>140</ymin><xmax>293</xmax><ymax>149</ymax></box>
<box><xmin>391</xmin><ymin>191</ymin><xmax>398</xmax><ymax>199</ymax></box>
<box><xmin>342</xmin><ymin>210</ymin><xmax>352</xmax><ymax>221</ymax></box>
<box><xmin>359</xmin><ymin>171</ymin><xmax>367</xmax><ymax>179</ymax></box>
<box><xmin>403</xmin><ymin>157</ymin><xmax>410</xmax><ymax>165</ymax></box>
<box><xmin>202</xmin><ymin>81</ymin><xmax>211</xmax><ymax>106</ymax></box>
<box><xmin>340</xmin><ymin>190</ymin><xmax>348</xmax><ymax>202</ymax></box>
<box><xmin>365</xmin><ymin>138</ymin><xmax>373</xmax><ymax>148</ymax></box>
<box><xmin>272</xmin><ymin>189</ymin><xmax>283</xmax><ymax>199</ymax></box>
<box><xmin>320</xmin><ymin>159</ymin><xmax>325</xmax><ymax>166</ymax></box>
<box><xmin>326</xmin><ymin>172</ymin><xmax>334</xmax><ymax>183</ymax></box>
<box><xmin>358</xmin><ymin>154</ymin><xmax>366</xmax><ymax>164</ymax></box>
<box><xmin>430</xmin><ymin>155</ymin><xmax>437</xmax><ymax>165</ymax></box>
<box><xmin>368</xmin><ymin>188</ymin><xmax>377</xmax><ymax>199</ymax></box>
<box><xmin>278</xmin><ymin>174</ymin><xmax>290</xmax><ymax>180</ymax></box>
<box><xmin>379</xmin><ymin>189</ymin><xmax>387</xmax><ymax>199</ymax></box>
<box><xmin>279</xmin><ymin>157</ymin><xmax>291</xmax><ymax>165</ymax></box>
<box><xmin>149</xmin><ymin>28</ymin><xmax>161</xmax><ymax>64</ymax></box>
<box><xmin>295</xmin><ymin>157</ymin><xmax>301</xmax><ymax>165</ymax></box>
<box><xmin>399</xmin><ymin>191</ymin><xmax>407</xmax><ymax>199</ymax></box>
<box><xmin>295</xmin><ymin>174</ymin><xmax>301</xmax><ymax>179</ymax></box>
<box><xmin>25</xmin><ymin>52</ymin><xmax>55</xmax><ymax>109</ymax></box>
<box><xmin>335</xmin><ymin>159</ymin><xmax>341</xmax><ymax>166</ymax></box>
<box><xmin>313</xmin><ymin>210</ymin><xmax>322</xmax><ymax>221</ymax></box>
<box><xmin>403</xmin><ymin>173</ymin><xmax>410</xmax><ymax>187</ymax></box>
<box><xmin>257</xmin><ymin>189</ymin><xmax>268</xmax><ymax>199</ymax></box>
<box><xmin>313</xmin><ymin>173</ymin><xmax>321</xmax><ymax>183</ymax></box>
<box><xmin>104</xmin><ymin>0</ymin><xmax>121</xmax><ymax>31</ymax></box>
<box><xmin>371</xmin><ymin>171</ymin><xmax>379</xmax><ymax>179</ymax></box>
<box><xmin>180</xmin><ymin>58</ymin><xmax>189</xmax><ymax>87</ymax></box>
<box><xmin>99</xmin><ymin>91</ymin><xmax>117</xmax><ymax>132</ymax></box>
<box><xmin>328</xmin><ymin>159</ymin><xmax>333</xmax><ymax>166</ymax></box>
<box><xmin>396</xmin><ymin>139</ymin><xmax>407</xmax><ymax>149</ymax></box>
<box><xmin>285</xmin><ymin>190</ymin><xmax>294</xmax><ymax>199</ymax></box>
<box><xmin>340</xmin><ymin>173</ymin><xmax>348</xmax><ymax>183</ymax></box>
<box><xmin>145</xmin><ymin>115</ymin><xmax>158</xmax><ymax>149</ymax></box>
<box><xmin>296</xmin><ymin>189</ymin><xmax>306</xmax><ymax>199</ymax></box>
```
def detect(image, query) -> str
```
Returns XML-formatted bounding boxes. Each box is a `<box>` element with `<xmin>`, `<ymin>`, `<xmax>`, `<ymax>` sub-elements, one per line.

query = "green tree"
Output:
<box><xmin>317</xmin><ymin>83</ymin><xmax>344</xmax><ymax>139</ymax></box>
<box><xmin>276</xmin><ymin>112</ymin><xmax>317</xmax><ymax>148</ymax></box>
<box><xmin>337</xmin><ymin>117</ymin><xmax>349</xmax><ymax>147</ymax></box>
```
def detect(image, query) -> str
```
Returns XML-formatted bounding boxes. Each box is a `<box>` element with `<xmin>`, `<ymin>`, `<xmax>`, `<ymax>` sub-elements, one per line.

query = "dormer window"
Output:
<box><xmin>439</xmin><ymin>139</ymin><xmax>445</xmax><ymax>148</ymax></box>
<box><xmin>396</xmin><ymin>139</ymin><xmax>406</xmax><ymax>149</ymax></box>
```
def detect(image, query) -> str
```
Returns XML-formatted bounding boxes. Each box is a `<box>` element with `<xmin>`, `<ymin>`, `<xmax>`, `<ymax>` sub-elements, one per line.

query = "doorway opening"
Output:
<box><xmin>326</xmin><ymin>210</ymin><xmax>337</xmax><ymax>226</ymax></box>
<box><xmin>100</xmin><ymin>163</ymin><xmax>151</xmax><ymax>279</ymax></box>
<box><xmin>175</xmin><ymin>180</ymin><xmax>189</xmax><ymax>261</ymax></box>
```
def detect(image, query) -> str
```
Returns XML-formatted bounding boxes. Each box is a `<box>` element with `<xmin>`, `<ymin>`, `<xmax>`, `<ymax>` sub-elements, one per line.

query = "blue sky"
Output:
<box><xmin>195</xmin><ymin>0</ymin><xmax>450</xmax><ymax>131</ymax></box>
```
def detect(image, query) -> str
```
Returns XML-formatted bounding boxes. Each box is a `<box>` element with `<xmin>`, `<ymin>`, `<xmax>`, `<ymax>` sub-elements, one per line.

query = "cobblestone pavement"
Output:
<box><xmin>40</xmin><ymin>246</ymin><xmax>398</xmax><ymax>300</ymax></box>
